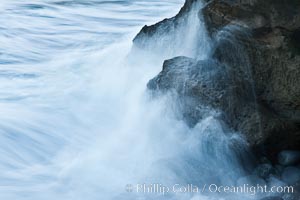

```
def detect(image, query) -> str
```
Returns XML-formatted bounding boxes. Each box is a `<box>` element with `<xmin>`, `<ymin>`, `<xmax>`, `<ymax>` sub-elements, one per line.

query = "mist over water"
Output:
<box><xmin>0</xmin><ymin>1</ymin><xmax>257</xmax><ymax>200</ymax></box>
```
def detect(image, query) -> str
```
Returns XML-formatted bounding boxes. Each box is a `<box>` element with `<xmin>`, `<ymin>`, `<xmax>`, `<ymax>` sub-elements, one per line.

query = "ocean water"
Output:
<box><xmin>0</xmin><ymin>1</ymin><xmax>257</xmax><ymax>200</ymax></box>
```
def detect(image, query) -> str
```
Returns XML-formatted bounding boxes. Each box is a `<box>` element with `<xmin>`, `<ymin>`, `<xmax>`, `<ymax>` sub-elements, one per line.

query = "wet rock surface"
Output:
<box><xmin>134</xmin><ymin>0</ymin><xmax>300</xmax><ymax>200</ymax></box>
<box><xmin>134</xmin><ymin>0</ymin><xmax>300</xmax><ymax>160</ymax></box>
<box><xmin>133</xmin><ymin>0</ymin><xmax>200</xmax><ymax>54</ymax></box>
<box><xmin>147</xmin><ymin>56</ymin><xmax>257</xmax><ymax>127</ymax></box>
<box><xmin>250</xmin><ymin>159</ymin><xmax>300</xmax><ymax>199</ymax></box>
<box><xmin>254</xmin><ymin>163</ymin><xmax>278</xmax><ymax>179</ymax></box>
<box><xmin>134</xmin><ymin>1</ymin><xmax>300</xmax><ymax>196</ymax></box>
<box><xmin>278</xmin><ymin>151</ymin><xmax>300</xmax><ymax>166</ymax></box>
<box><xmin>281</xmin><ymin>167</ymin><xmax>300</xmax><ymax>185</ymax></box>
<box><xmin>202</xmin><ymin>0</ymin><xmax>300</xmax><ymax>157</ymax></box>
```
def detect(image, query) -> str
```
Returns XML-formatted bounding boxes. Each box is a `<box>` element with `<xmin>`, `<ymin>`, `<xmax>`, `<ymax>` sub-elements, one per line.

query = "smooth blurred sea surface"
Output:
<box><xmin>0</xmin><ymin>0</ymin><xmax>183</xmax><ymax>197</ymax></box>
<box><xmin>0</xmin><ymin>0</ymin><xmax>184</xmax><ymax>64</ymax></box>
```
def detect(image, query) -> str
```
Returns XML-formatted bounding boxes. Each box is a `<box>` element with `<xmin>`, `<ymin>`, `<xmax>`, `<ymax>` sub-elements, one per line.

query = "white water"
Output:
<box><xmin>0</xmin><ymin>1</ymin><xmax>257</xmax><ymax>200</ymax></box>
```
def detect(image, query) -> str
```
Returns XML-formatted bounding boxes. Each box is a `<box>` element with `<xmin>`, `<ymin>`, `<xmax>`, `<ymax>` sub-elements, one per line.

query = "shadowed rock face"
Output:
<box><xmin>134</xmin><ymin>0</ymin><xmax>300</xmax><ymax>160</ymax></box>
<box><xmin>133</xmin><ymin>0</ymin><xmax>198</xmax><ymax>48</ymax></box>
<box><xmin>147</xmin><ymin>56</ymin><xmax>260</xmax><ymax>137</ymax></box>
<box><xmin>203</xmin><ymin>0</ymin><xmax>300</xmax><ymax>158</ymax></box>
<box><xmin>203</xmin><ymin>0</ymin><xmax>300</xmax><ymax>33</ymax></box>
<box><xmin>148</xmin><ymin>57</ymin><xmax>232</xmax><ymax>126</ymax></box>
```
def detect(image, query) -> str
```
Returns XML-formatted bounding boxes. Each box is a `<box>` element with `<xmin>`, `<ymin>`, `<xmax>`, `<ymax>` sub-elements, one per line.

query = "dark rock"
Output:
<box><xmin>275</xmin><ymin>165</ymin><xmax>285</xmax><ymax>175</ymax></box>
<box><xmin>209</xmin><ymin>24</ymin><xmax>300</xmax><ymax>158</ymax></box>
<box><xmin>281</xmin><ymin>167</ymin><xmax>300</xmax><ymax>185</ymax></box>
<box><xmin>147</xmin><ymin>56</ymin><xmax>227</xmax><ymax>125</ymax></box>
<box><xmin>203</xmin><ymin>0</ymin><xmax>300</xmax><ymax>35</ymax></box>
<box><xmin>278</xmin><ymin>151</ymin><xmax>300</xmax><ymax>166</ymax></box>
<box><xmin>133</xmin><ymin>0</ymin><xmax>198</xmax><ymax>42</ymax></box>
<box><xmin>254</xmin><ymin>164</ymin><xmax>278</xmax><ymax>179</ymax></box>
<box><xmin>202</xmin><ymin>0</ymin><xmax>300</xmax><ymax>157</ymax></box>
<box><xmin>237</xmin><ymin>175</ymin><xmax>266</xmax><ymax>186</ymax></box>
<box><xmin>147</xmin><ymin>56</ymin><xmax>258</xmax><ymax>129</ymax></box>
<box><xmin>259</xmin><ymin>157</ymin><xmax>272</xmax><ymax>165</ymax></box>
<box><xmin>133</xmin><ymin>0</ymin><xmax>203</xmax><ymax>55</ymax></box>
<box><xmin>137</xmin><ymin>0</ymin><xmax>300</xmax><ymax>160</ymax></box>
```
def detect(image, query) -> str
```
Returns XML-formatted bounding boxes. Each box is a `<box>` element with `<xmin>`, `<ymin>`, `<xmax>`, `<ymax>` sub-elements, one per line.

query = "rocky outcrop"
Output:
<box><xmin>133</xmin><ymin>0</ymin><xmax>197</xmax><ymax>49</ymax></box>
<box><xmin>147</xmin><ymin>56</ymin><xmax>260</xmax><ymax>136</ymax></box>
<box><xmin>202</xmin><ymin>0</ymin><xmax>300</xmax><ymax>159</ymax></box>
<box><xmin>134</xmin><ymin>0</ymin><xmax>300</xmax><ymax>162</ymax></box>
<box><xmin>132</xmin><ymin>0</ymin><xmax>205</xmax><ymax>58</ymax></box>
<box><xmin>203</xmin><ymin>0</ymin><xmax>300</xmax><ymax>120</ymax></box>
<box><xmin>203</xmin><ymin>0</ymin><xmax>300</xmax><ymax>33</ymax></box>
